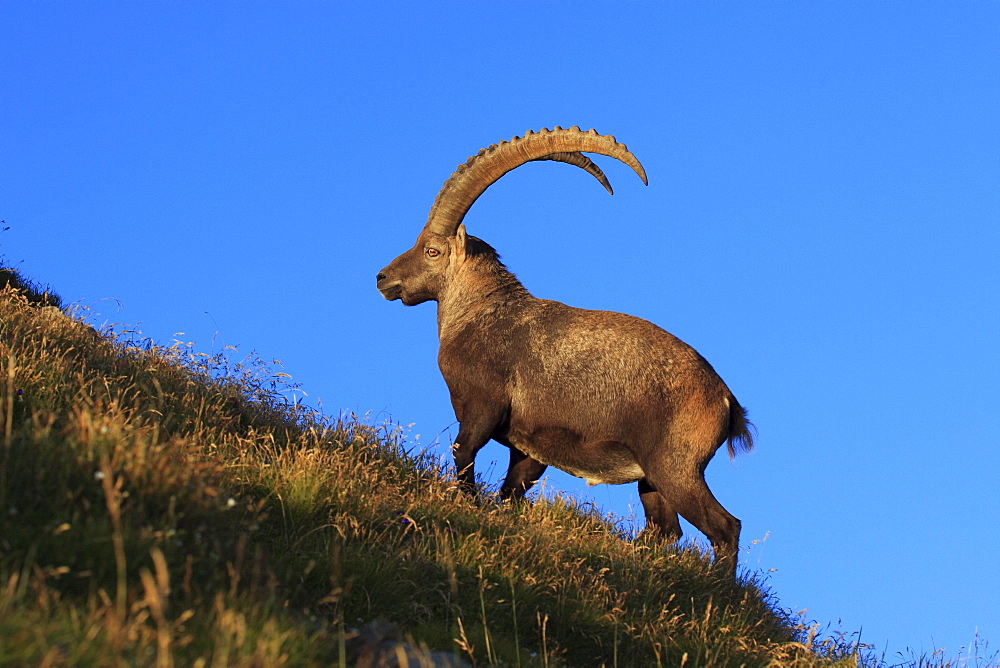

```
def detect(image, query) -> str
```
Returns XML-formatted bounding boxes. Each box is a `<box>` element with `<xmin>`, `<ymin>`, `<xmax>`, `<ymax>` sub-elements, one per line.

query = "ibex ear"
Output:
<box><xmin>454</xmin><ymin>223</ymin><xmax>470</xmax><ymax>260</ymax></box>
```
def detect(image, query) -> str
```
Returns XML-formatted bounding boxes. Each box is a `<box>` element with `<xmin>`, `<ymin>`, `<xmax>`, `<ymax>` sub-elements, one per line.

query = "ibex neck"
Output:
<box><xmin>436</xmin><ymin>268</ymin><xmax>531</xmax><ymax>340</ymax></box>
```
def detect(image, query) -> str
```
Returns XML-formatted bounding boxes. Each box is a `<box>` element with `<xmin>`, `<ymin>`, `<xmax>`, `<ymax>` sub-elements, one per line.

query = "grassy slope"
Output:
<box><xmin>0</xmin><ymin>275</ymin><xmax>857</xmax><ymax>667</ymax></box>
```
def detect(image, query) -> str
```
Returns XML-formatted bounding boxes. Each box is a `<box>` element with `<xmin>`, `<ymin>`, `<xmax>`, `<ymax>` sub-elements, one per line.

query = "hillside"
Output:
<box><xmin>0</xmin><ymin>272</ymin><xmax>857</xmax><ymax>666</ymax></box>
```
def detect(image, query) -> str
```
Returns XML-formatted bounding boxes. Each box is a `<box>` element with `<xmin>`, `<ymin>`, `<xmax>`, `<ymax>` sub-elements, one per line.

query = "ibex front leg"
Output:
<box><xmin>451</xmin><ymin>421</ymin><xmax>499</xmax><ymax>497</ymax></box>
<box><xmin>499</xmin><ymin>447</ymin><xmax>547</xmax><ymax>501</ymax></box>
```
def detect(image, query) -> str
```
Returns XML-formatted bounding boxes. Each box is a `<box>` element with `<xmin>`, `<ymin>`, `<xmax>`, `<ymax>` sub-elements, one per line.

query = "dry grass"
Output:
<box><xmin>1</xmin><ymin>270</ymin><xmax>971</xmax><ymax>666</ymax></box>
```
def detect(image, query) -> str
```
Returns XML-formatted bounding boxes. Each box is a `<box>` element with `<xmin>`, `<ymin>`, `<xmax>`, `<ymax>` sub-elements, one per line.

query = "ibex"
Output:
<box><xmin>376</xmin><ymin>127</ymin><xmax>753</xmax><ymax>574</ymax></box>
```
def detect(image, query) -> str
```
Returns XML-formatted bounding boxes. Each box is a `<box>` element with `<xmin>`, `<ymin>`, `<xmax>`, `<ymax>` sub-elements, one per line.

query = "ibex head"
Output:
<box><xmin>376</xmin><ymin>126</ymin><xmax>648</xmax><ymax>306</ymax></box>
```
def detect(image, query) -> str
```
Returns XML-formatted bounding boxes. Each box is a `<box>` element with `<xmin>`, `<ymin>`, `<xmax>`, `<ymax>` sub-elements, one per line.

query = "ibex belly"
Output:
<box><xmin>507</xmin><ymin>425</ymin><xmax>645</xmax><ymax>486</ymax></box>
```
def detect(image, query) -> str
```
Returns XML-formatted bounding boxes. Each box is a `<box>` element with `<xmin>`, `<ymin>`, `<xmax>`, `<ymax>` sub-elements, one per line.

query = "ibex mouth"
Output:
<box><xmin>378</xmin><ymin>283</ymin><xmax>402</xmax><ymax>301</ymax></box>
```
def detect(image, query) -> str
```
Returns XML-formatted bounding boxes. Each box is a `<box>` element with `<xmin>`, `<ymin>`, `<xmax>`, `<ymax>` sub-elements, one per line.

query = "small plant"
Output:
<box><xmin>0</xmin><ymin>265</ymin><xmax>62</xmax><ymax>307</ymax></box>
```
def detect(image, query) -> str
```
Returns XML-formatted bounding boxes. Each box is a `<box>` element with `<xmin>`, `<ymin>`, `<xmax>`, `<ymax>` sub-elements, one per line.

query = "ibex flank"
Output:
<box><xmin>376</xmin><ymin>127</ymin><xmax>754</xmax><ymax>575</ymax></box>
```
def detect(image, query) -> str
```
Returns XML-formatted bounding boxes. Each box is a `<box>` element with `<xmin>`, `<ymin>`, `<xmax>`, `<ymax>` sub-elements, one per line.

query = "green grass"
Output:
<box><xmin>0</xmin><ymin>266</ymin><xmax>988</xmax><ymax>666</ymax></box>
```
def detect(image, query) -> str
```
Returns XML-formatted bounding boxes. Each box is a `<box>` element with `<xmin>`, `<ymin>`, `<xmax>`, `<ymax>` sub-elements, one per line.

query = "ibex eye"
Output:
<box><xmin>426</xmin><ymin>248</ymin><xmax>441</xmax><ymax>257</ymax></box>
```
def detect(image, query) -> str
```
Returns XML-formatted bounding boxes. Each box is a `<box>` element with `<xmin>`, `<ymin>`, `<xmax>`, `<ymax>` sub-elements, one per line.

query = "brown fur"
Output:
<box><xmin>378</xmin><ymin>225</ymin><xmax>754</xmax><ymax>575</ymax></box>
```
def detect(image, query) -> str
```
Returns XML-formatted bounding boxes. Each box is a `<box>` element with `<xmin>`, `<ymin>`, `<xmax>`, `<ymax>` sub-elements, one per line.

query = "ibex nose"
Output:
<box><xmin>376</xmin><ymin>272</ymin><xmax>387</xmax><ymax>282</ymax></box>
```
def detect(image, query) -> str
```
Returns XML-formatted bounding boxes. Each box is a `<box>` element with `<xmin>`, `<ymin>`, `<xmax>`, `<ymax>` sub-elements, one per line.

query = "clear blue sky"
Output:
<box><xmin>3</xmin><ymin>2</ymin><xmax>997</xmax><ymax>660</ymax></box>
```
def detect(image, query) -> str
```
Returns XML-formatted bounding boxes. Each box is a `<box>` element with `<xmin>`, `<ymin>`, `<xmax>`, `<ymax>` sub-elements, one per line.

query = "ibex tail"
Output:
<box><xmin>726</xmin><ymin>396</ymin><xmax>755</xmax><ymax>459</ymax></box>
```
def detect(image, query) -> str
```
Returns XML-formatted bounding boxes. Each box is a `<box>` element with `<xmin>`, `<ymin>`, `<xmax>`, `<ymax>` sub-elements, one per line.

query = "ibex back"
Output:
<box><xmin>376</xmin><ymin>127</ymin><xmax>753</xmax><ymax>575</ymax></box>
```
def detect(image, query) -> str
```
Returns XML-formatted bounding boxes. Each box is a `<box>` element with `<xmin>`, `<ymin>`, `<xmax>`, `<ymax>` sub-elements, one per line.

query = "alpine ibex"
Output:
<box><xmin>376</xmin><ymin>127</ymin><xmax>753</xmax><ymax>574</ymax></box>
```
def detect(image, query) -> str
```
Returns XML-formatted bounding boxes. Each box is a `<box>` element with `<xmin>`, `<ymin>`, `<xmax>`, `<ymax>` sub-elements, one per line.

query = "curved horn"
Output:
<box><xmin>425</xmin><ymin>126</ymin><xmax>648</xmax><ymax>236</ymax></box>
<box><xmin>531</xmin><ymin>152</ymin><xmax>614</xmax><ymax>195</ymax></box>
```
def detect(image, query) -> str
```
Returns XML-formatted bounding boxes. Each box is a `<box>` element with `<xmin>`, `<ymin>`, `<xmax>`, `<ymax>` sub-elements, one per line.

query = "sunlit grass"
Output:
<box><xmin>0</xmin><ymin>267</ymin><xmax>991</xmax><ymax>666</ymax></box>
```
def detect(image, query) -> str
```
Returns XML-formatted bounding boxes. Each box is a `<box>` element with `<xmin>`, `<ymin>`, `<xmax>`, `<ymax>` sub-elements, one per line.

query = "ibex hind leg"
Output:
<box><xmin>641</xmin><ymin>458</ymin><xmax>741</xmax><ymax>576</ymax></box>
<box><xmin>637</xmin><ymin>478</ymin><xmax>683</xmax><ymax>542</ymax></box>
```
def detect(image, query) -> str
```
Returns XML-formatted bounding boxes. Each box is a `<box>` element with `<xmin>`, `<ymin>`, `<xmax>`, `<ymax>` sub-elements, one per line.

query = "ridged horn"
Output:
<box><xmin>531</xmin><ymin>152</ymin><xmax>614</xmax><ymax>195</ymax></box>
<box><xmin>424</xmin><ymin>126</ymin><xmax>648</xmax><ymax>236</ymax></box>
